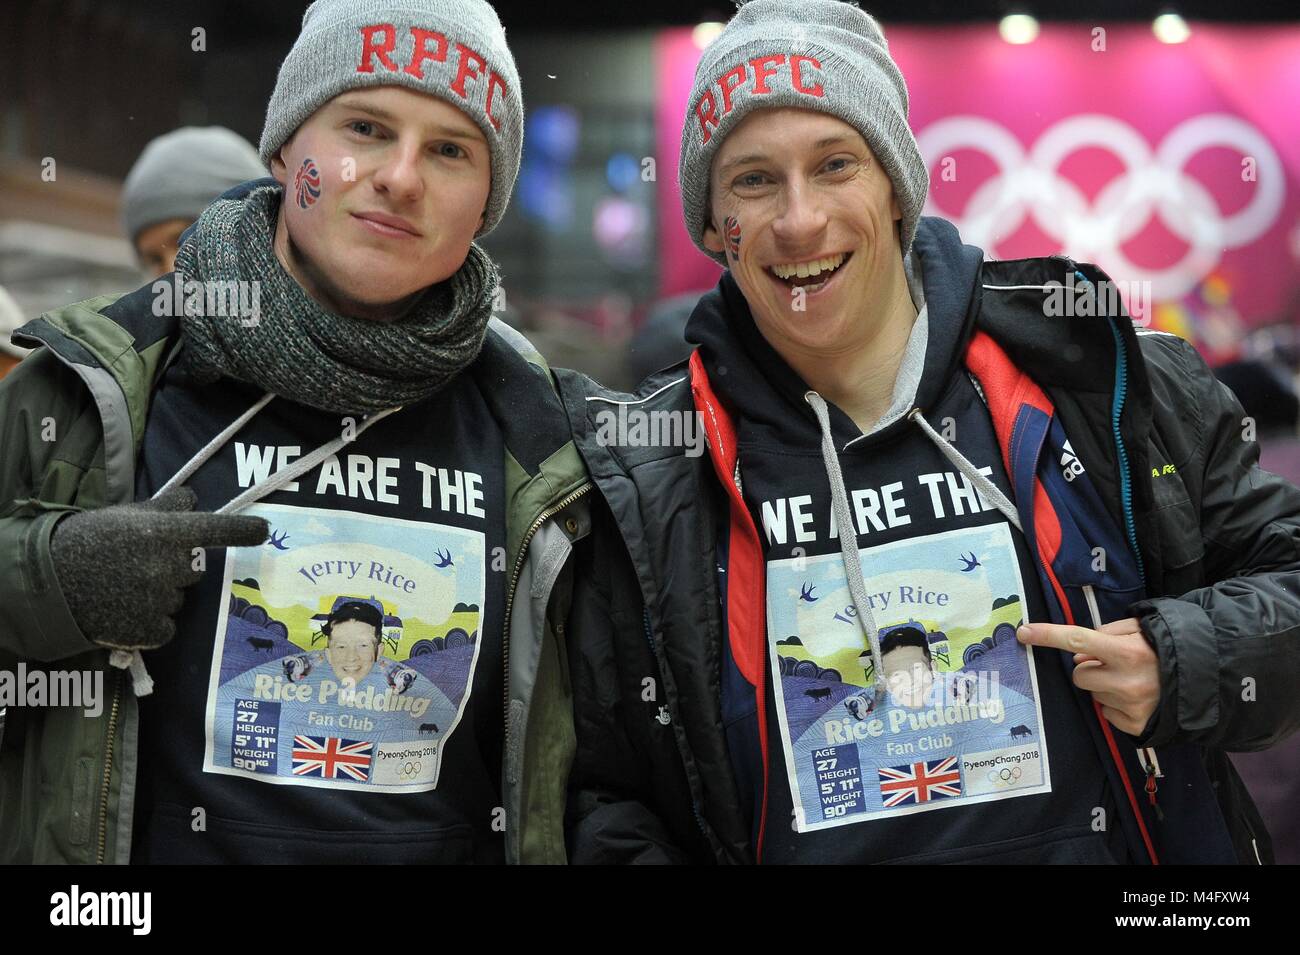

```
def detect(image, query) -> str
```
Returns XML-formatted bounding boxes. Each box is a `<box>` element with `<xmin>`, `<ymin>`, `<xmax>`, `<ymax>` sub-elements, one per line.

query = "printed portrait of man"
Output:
<box><xmin>322</xmin><ymin>600</ymin><xmax>386</xmax><ymax>685</ymax></box>
<box><xmin>878</xmin><ymin>623</ymin><xmax>935</xmax><ymax>708</ymax></box>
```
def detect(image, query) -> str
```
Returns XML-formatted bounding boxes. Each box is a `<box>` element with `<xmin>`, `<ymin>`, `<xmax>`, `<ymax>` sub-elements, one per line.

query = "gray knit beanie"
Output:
<box><xmin>679</xmin><ymin>0</ymin><xmax>928</xmax><ymax>263</ymax></box>
<box><xmin>121</xmin><ymin>127</ymin><xmax>266</xmax><ymax>242</ymax></box>
<box><xmin>259</xmin><ymin>0</ymin><xmax>523</xmax><ymax>237</ymax></box>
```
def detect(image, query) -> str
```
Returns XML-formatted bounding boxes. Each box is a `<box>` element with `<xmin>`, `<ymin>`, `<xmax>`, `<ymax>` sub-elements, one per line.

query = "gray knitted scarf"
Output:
<box><xmin>174</xmin><ymin>184</ymin><xmax>497</xmax><ymax>415</ymax></box>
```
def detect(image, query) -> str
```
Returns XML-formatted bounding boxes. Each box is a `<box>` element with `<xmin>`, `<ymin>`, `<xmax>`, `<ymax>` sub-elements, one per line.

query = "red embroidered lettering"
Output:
<box><xmin>403</xmin><ymin>28</ymin><xmax>449</xmax><ymax>79</ymax></box>
<box><xmin>749</xmin><ymin>54</ymin><xmax>786</xmax><ymax>94</ymax></box>
<box><xmin>718</xmin><ymin>64</ymin><xmax>747</xmax><ymax>115</ymax></box>
<box><xmin>450</xmin><ymin>42</ymin><xmax>488</xmax><ymax>99</ymax></box>
<box><xmin>790</xmin><ymin>55</ymin><xmax>824</xmax><ymax>96</ymax></box>
<box><xmin>695</xmin><ymin>89</ymin><xmax>720</xmax><ymax>144</ymax></box>
<box><xmin>485</xmin><ymin>72</ymin><xmax>507</xmax><ymax>130</ymax></box>
<box><xmin>357</xmin><ymin>23</ymin><xmax>399</xmax><ymax>73</ymax></box>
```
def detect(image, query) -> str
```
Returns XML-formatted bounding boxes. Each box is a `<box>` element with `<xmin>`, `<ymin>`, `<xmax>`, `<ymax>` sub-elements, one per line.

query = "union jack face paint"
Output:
<box><xmin>724</xmin><ymin>214</ymin><xmax>741</xmax><ymax>259</ymax></box>
<box><xmin>295</xmin><ymin>158</ymin><xmax>322</xmax><ymax>209</ymax></box>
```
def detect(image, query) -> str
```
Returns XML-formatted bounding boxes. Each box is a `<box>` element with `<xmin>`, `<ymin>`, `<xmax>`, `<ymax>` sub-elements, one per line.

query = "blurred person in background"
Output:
<box><xmin>122</xmin><ymin>126</ymin><xmax>268</xmax><ymax>279</ymax></box>
<box><xmin>624</xmin><ymin>291</ymin><xmax>705</xmax><ymax>385</ymax></box>
<box><xmin>557</xmin><ymin>0</ymin><xmax>1300</xmax><ymax>864</ymax></box>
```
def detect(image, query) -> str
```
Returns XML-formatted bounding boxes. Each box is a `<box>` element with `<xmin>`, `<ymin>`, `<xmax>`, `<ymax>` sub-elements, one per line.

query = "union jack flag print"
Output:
<box><xmin>291</xmin><ymin>736</ymin><xmax>373</xmax><ymax>782</ymax></box>
<box><xmin>724</xmin><ymin>215</ymin><xmax>741</xmax><ymax>258</ymax></box>
<box><xmin>294</xmin><ymin>158</ymin><xmax>321</xmax><ymax>209</ymax></box>
<box><xmin>878</xmin><ymin>757</ymin><xmax>962</xmax><ymax>807</ymax></box>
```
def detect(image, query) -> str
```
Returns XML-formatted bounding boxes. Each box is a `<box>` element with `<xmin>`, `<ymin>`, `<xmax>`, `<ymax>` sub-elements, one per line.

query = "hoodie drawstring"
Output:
<box><xmin>803</xmin><ymin>392</ymin><xmax>1023</xmax><ymax>703</ymax></box>
<box><xmin>111</xmin><ymin>394</ymin><xmax>403</xmax><ymax>696</ymax></box>
<box><xmin>906</xmin><ymin>408</ymin><xmax>1021</xmax><ymax>533</ymax></box>
<box><xmin>804</xmin><ymin>392</ymin><xmax>888</xmax><ymax>700</ymax></box>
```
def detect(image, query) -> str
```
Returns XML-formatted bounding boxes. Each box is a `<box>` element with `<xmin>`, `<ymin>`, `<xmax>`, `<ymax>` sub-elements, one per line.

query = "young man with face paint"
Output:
<box><xmin>557</xmin><ymin>0</ymin><xmax>1300</xmax><ymax>864</ymax></box>
<box><xmin>0</xmin><ymin>0</ymin><xmax>593</xmax><ymax>865</ymax></box>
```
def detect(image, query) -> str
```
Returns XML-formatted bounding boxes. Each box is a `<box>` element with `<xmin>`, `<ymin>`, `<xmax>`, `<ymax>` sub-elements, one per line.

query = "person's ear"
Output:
<box><xmin>702</xmin><ymin>214</ymin><xmax>725</xmax><ymax>254</ymax></box>
<box><xmin>270</xmin><ymin>139</ymin><xmax>293</xmax><ymax>186</ymax></box>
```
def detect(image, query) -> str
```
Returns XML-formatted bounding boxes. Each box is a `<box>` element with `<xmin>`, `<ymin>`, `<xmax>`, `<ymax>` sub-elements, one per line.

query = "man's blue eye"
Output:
<box><xmin>439</xmin><ymin>143</ymin><xmax>465</xmax><ymax>159</ymax></box>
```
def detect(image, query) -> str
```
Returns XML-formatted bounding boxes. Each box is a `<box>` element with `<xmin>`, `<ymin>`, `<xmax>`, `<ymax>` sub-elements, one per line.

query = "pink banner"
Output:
<box><xmin>656</xmin><ymin>24</ymin><xmax>1300</xmax><ymax>356</ymax></box>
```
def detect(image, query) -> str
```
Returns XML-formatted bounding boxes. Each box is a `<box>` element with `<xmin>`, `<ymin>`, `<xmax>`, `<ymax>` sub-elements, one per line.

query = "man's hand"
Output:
<box><xmin>51</xmin><ymin>486</ymin><xmax>269</xmax><ymax>652</ymax></box>
<box><xmin>1016</xmin><ymin>618</ymin><xmax>1160</xmax><ymax>737</ymax></box>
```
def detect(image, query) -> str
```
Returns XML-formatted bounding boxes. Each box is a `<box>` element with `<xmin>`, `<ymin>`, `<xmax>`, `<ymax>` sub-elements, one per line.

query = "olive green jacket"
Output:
<box><xmin>0</xmin><ymin>285</ymin><xmax>591</xmax><ymax>864</ymax></box>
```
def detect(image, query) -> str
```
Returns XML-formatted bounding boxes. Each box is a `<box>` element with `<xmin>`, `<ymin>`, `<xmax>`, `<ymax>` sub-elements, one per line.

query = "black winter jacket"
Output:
<box><xmin>556</xmin><ymin>218</ymin><xmax>1300</xmax><ymax>865</ymax></box>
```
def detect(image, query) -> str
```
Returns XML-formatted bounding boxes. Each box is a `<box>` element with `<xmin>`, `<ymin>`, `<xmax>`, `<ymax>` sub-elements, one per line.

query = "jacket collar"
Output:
<box><xmin>975</xmin><ymin>255</ymin><xmax>1157</xmax><ymax>584</ymax></box>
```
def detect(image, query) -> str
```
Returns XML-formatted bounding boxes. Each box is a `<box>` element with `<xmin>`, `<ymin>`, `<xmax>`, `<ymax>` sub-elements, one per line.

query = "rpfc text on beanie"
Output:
<box><xmin>679</xmin><ymin>0</ymin><xmax>929</xmax><ymax>263</ymax></box>
<box><xmin>258</xmin><ymin>0</ymin><xmax>523</xmax><ymax>236</ymax></box>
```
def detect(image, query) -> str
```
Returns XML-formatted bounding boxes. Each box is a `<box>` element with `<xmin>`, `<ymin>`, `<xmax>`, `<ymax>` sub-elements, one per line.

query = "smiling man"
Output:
<box><xmin>0</xmin><ymin>0</ymin><xmax>593</xmax><ymax>865</ymax></box>
<box><xmin>557</xmin><ymin>0</ymin><xmax>1300</xmax><ymax>865</ymax></box>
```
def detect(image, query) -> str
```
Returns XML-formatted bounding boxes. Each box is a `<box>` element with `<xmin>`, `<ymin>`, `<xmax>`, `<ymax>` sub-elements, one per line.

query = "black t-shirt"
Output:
<box><xmin>130</xmin><ymin>361</ymin><xmax>508</xmax><ymax>864</ymax></box>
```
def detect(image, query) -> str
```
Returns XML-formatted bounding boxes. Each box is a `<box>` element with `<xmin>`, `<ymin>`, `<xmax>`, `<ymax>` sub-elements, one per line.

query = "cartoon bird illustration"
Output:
<box><xmin>433</xmin><ymin>548</ymin><xmax>454</xmax><ymax>569</ymax></box>
<box><xmin>799</xmin><ymin>582</ymin><xmax>818</xmax><ymax>603</ymax></box>
<box><xmin>959</xmin><ymin>551</ymin><xmax>980</xmax><ymax>572</ymax></box>
<box><xmin>268</xmin><ymin>529</ymin><xmax>290</xmax><ymax>550</ymax></box>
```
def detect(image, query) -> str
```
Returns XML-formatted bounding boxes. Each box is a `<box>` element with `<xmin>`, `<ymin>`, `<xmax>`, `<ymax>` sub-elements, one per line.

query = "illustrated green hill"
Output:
<box><xmin>229</xmin><ymin>582</ymin><xmax>479</xmax><ymax>660</ymax></box>
<box><xmin>777</xmin><ymin>597</ymin><xmax>1024</xmax><ymax>686</ymax></box>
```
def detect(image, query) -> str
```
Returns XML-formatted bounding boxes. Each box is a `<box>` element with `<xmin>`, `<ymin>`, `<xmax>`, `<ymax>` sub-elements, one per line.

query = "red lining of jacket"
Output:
<box><xmin>689</xmin><ymin>350</ymin><xmax>770</xmax><ymax>860</ymax></box>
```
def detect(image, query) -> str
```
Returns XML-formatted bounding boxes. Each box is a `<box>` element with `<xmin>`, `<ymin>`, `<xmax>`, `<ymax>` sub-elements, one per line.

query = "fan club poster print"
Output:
<box><xmin>202</xmin><ymin>502</ymin><xmax>487</xmax><ymax>793</ymax></box>
<box><xmin>767</xmin><ymin>523</ymin><xmax>1051</xmax><ymax>832</ymax></box>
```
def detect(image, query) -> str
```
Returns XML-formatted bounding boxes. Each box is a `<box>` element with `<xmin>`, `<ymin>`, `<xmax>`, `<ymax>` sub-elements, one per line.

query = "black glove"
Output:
<box><xmin>50</xmin><ymin>486</ymin><xmax>269</xmax><ymax>651</ymax></box>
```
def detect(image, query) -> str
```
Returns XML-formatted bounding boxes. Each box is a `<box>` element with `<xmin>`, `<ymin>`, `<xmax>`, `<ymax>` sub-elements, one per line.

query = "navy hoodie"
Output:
<box><xmin>130</xmin><ymin>351</ymin><xmax>508</xmax><ymax>864</ymax></box>
<box><xmin>688</xmin><ymin>218</ymin><xmax>1131</xmax><ymax>863</ymax></box>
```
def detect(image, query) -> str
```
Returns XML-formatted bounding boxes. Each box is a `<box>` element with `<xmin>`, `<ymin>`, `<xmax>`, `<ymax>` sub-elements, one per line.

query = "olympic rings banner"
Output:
<box><xmin>655</xmin><ymin>24</ymin><xmax>1300</xmax><ymax>351</ymax></box>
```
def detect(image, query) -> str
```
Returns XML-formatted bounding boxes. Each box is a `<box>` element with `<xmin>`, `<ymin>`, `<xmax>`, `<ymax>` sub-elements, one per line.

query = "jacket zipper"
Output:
<box><xmin>1136</xmin><ymin>747</ymin><xmax>1164</xmax><ymax>820</ymax></box>
<box><xmin>642</xmin><ymin>606</ymin><xmax>657</xmax><ymax>658</ymax></box>
<box><xmin>501</xmin><ymin>483</ymin><xmax>592</xmax><ymax>768</ymax></box>
<box><xmin>1095</xmin><ymin>298</ymin><xmax>1166</xmax><ymax>825</ymax></box>
<box><xmin>642</xmin><ymin>606</ymin><xmax>711</xmax><ymax>841</ymax></box>
<box><xmin>26</xmin><ymin>333</ymin><xmax>133</xmax><ymax>864</ymax></box>
<box><xmin>1088</xmin><ymin>271</ymin><xmax>1147</xmax><ymax>590</ymax></box>
<box><xmin>95</xmin><ymin>669</ymin><xmax>123</xmax><ymax>864</ymax></box>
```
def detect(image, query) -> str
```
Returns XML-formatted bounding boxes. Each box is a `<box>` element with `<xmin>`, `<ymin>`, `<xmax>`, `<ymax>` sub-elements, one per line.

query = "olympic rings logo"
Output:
<box><xmin>919</xmin><ymin>114</ymin><xmax>1285</xmax><ymax>300</ymax></box>
<box><xmin>399</xmin><ymin>760</ymin><xmax>423</xmax><ymax>778</ymax></box>
<box><xmin>986</xmin><ymin>765</ymin><xmax>1024</xmax><ymax>786</ymax></box>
